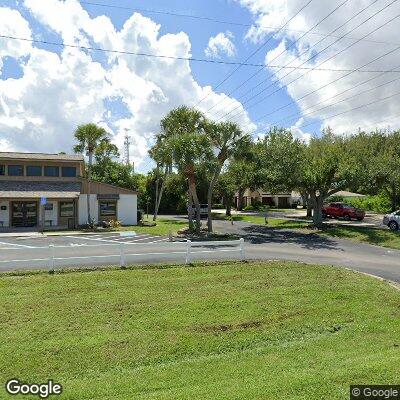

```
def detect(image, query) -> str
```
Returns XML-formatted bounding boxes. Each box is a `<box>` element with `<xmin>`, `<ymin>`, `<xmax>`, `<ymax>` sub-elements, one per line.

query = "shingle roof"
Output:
<box><xmin>0</xmin><ymin>181</ymin><xmax>81</xmax><ymax>198</ymax></box>
<box><xmin>0</xmin><ymin>152</ymin><xmax>84</xmax><ymax>162</ymax></box>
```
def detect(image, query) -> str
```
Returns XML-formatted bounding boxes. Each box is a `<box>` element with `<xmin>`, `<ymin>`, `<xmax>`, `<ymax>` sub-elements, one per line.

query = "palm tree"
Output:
<box><xmin>74</xmin><ymin>123</ymin><xmax>109</xmax><ymax>226</ymax></box>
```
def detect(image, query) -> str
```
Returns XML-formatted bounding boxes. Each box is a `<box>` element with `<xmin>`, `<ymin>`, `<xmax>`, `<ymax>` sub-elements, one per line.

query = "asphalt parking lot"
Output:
<box><xmin>0</xmin><ymin>232</ymin><xmax>169</xmax><ymax>249</ymax></box>
<box><xmin>0</xmin><ymin>232</ymin><xmax>243</xmax><ymax>271</ymax></box>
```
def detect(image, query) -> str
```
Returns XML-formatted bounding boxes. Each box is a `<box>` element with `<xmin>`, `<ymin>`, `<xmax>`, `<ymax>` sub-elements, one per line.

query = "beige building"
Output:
<box><xmin>0</xmin><ymin>152</ymin><xmax>138</xmax><ymax>229</ymax></box>
<box><xmin>235</xmin><ymin>188</ymin><xmax>301</xmax><ymax>208</ymax></box>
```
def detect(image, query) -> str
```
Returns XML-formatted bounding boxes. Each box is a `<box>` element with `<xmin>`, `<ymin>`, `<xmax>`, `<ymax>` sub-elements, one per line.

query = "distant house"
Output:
<box><xmin>235</xmin><ymin>189</ymin><xmax>301</xmax><ymax>208</ymax></box>
<box><xmin>0</xmin><ymin>152</ymin><xmax>138</xmax><ymax>229</ymax></box>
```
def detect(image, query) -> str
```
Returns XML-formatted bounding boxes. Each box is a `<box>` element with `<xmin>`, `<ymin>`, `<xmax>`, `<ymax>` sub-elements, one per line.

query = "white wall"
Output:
<box><xmin>118</xmin><ymin>195</ymin><xmax>138</xmax><ymax>226</ymax></box>
<box><xmin>0</xmin><ymin>200</ymin><xmax>9</xmax><ymax>227</ymax></box>
<box><xmin>78</xmin><ymin>195</ymin><xmax>99</xmax><ymax>225</ymax></box>
<box><xmin>78</xmin><ymin>194</ymin><xmax>137</xmax><ymax>226</ymax></box>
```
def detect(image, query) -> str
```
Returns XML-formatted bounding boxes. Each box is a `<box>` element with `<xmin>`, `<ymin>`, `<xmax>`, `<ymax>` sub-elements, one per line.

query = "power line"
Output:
<box><xmin>254</xmin><ymin>41</ymin><xmax>400</xmax><ymax>124</ymax></box>
<box><xmin>193</xmin><ymin>0</ymin><xmax>315</xmax><ymax>107</ymax></box>
<box><xmin>276</xmin><ymin>74</ymin><xmax>400</xmax><ymax>127</ymax></box>
<box><xmin>209</xmin><ymin>0</ymin><xmax>380</xmax><ymax>120</ymax></box>
<box><xmin>79</xmin><ymin>0</ymin><xmax>400</xmax><ymax>49</ymax></box>
<box><xmin>297</xmin><ymin>89</ymin><xmax>400</xmax><ymax>130</ymax></box>
<box><xmin>268</xmin><ymin>62</ymin><xmax>400</xmax><ymax>126</ymax></box>
<box><xmin>79</xmin><ymin>1</ymin><xmax>251</xmax><ymax>27</ymax></box>
<box><xmin>2</xmin><ymin>34</ymin><xmax>399</xmax><ymax>73</ymax></box>
<box><xmin>204</xmin><ymin>0</ymin><xmax>351</xmax><ymax>116</ymax></box>
<box><xmin>217</xmin><ymin>0</ymin><xmax>400</xmax><ymax>123</ymax></box>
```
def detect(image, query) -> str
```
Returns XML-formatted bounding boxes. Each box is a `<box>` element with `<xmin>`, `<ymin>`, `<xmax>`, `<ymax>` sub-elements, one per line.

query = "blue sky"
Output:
<box><xmin>1</xmin><ymin>0</ymin><xmax>399</xmax><ymax>171</ymax></box>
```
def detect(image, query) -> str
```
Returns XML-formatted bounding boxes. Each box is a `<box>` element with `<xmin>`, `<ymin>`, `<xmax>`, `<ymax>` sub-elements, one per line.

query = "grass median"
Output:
<box><xmin>0</xmin><ymin>261</ymin><xmax>398</xmax><ymax>399</ymax></box>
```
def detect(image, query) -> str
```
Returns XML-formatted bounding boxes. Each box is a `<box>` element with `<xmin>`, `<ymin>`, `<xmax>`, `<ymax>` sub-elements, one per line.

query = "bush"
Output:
<box><xmin>327</xmin><ymin>192</ymin><xmax>391</xmax><ymax>213</ymax></box>
<box><xmin>108</xmin><ymin>220</ymin><xmax>122</xmax><ymax>229</ymax></box>
<box><xmin>212</xmin><ymin>204</ymin><xmax>226</xmax><ymax>209</ymax></box>
<box><xmin>345</xmin><ymin>194</ymin><xmax>391</xmax><ymax>214</ymax></box>
<box><xmin>243</xmin><ymin>203</ymin><xmax>269</xmax><ymax>212</ymax></box>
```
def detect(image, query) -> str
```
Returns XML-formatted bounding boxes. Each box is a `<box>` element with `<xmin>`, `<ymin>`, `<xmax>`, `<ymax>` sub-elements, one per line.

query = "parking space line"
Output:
<box><xmin>121</xmin><ymin>235</ymin><xmax>158</xmax><ymax>243</ymax></box>
<box><xmin>65</xmin><ymin>235</ymin><xmax>123</xmax><ymax>244</ymax></box>
<box><xmin>0</xmin><ymin>241</ymin><xmax>38</xmax><ymax>249</ymax></box>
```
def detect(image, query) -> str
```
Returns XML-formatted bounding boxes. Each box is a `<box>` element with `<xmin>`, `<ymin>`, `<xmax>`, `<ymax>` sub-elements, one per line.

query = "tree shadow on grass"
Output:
<box><xmin>241</xmin><ymin>224</ymin><xmax>343</xmax><ymax>251</ymax></box>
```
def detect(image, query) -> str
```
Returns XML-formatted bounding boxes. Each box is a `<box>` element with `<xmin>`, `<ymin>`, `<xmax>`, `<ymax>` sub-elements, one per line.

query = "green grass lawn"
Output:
<box><xmin>213</xmin><ymin>213</ymin><xmax>310</xmax><ymax>229</ymax></box>
<box><xmin>320</xmin><ymin>226</ymin><xmax>400</xmax><ymax>250</ymax></box>
<box><xmin>0</xmin><ymin>261</ymin><xmax>398</xmax><ymax>399</ymax></box>
<box><xmin>120</xmin><ymin>218</ymin><xmax>187</xmax><ymax>236</ymax></box>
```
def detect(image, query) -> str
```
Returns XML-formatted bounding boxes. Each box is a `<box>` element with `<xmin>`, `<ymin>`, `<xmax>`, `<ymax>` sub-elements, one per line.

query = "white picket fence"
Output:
<box><xmin>1</xmin><ymin>238</ymin><xmax>246</xmax><ymax>272</ymax></box>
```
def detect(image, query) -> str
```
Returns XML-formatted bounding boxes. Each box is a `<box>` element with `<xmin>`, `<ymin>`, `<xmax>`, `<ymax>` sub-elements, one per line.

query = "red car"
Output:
<box><xmin>322</xmin><ymin>203</ymin><xmax>365</xmax><ymax>221</ymax></box>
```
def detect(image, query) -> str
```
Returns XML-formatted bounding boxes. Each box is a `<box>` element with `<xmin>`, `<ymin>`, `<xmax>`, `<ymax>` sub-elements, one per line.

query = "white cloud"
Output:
<box><xmin>205</xmin><ymin>31</ymin><xmax>236</xmax><ymax>59</ymax></box>
<box><xmin>236</xmin><ymin>0</ymin><xmax>400</xmax><ymax>134</ymax></box>
<box><xmin>0</xmin><ymin>1</ymin><xmax>254</xmax><ymax>171</ymax></box>
<box><xmin>0</xmin><ymin>7</ymin><xmax>32</xmax><ymax>70</ymax></box>
<box><xmin>291</xmin><ymin>118</ymin><xmax>312</xmax><ymax>143</ymax></box>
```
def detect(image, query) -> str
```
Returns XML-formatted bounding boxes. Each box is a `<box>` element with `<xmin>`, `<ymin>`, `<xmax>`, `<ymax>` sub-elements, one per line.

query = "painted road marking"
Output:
<box><xmin>0</xmin><ymin>241</ymin><xmax>38</xmax><ymax>249</ymax></box>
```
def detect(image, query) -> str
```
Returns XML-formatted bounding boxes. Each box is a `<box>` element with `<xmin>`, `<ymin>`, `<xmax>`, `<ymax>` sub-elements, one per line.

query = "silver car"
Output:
<box><xmin>383</xmin><ymin>210</ymin><xmax>400</xmax><ymax>231</ymax></box>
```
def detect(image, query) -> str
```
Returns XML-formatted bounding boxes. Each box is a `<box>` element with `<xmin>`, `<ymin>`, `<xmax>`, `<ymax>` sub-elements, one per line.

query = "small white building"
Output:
<box><xmin>0</xmin><ymin>152</ymin><xmax>138</xmax><ymax>229</ymax></box>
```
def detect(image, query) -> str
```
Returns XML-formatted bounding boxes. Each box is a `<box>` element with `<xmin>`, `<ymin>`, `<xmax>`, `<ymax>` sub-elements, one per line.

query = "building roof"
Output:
<box><xmin>0</xmin><ymin>181</ymin><xmax>81</xmax><ymax>198</ymax></box>
<box><xmin>0</xmin><ymin>152</ymin><xmax>84</xmax><ymax>162</ymax></box>
<box><xmin>335</xmin><ymin>190</ymin><xmax>367</xmax><ymax>198</ymax></box>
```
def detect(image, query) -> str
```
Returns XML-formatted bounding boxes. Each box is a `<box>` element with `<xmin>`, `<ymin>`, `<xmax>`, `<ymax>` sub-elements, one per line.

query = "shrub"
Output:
<box><xmin>108</xmin><ymin>220</ymin><xmax>122</xmax><ymax>229</ymax></box>
<box><xmin>212</xmin><ymin>204</ymin><xmax>226</xmax><ymax>209</ymax></box>
<box><xmin>345</xmin><ymin>193</ymin><xmax>391</xmax><ymax>214</ymax></box>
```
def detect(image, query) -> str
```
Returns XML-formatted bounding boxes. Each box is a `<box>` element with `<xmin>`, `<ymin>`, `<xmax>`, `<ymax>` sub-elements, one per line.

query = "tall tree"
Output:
<box><xmin>73</xmin><ymin>123</ymin><xmax>109</xmax><ymax>225</ymax></box>
<box><xmin>300</xmin><ymin>130</ymin><xmax>348</xmax><ymax>227</ymax></box>
<box><xmin>214</xmin><ymin>172</ymin><xmax>237</xmax><ymax>216</ymax></box>
<box><xmin>150</xmin><ymin>106</ymin><xmax>211</xmax><ymax>234</ymax></box>
<box><xmin>205</xmin><ymin>121</ymin><xmax>248</xmax><ymax>232</ymax></box>
<box><xmin>149</xmin><ymin>138</ymin><xmax>173</xmax><ymax>221</ymax></box>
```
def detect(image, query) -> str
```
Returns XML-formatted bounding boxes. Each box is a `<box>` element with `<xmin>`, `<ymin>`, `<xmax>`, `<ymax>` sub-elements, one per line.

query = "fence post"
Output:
<box><xmin>186</xmin><ymin>240</ymin><xmax>192</xmax><ymax>264</ymax></box>
<box><xmin>120</xmin><ymin>242</ymin><xmax>126</xmax><ymax>268</ymax></box>
<box><xmin>48</xmin><ymin>244</ymin><xmax>55</xmax><ymax>272</ymax></box>
<box><xmin>239</xmin><ymin>238</ymin><xmax>245</xmax><ymax>261</ymax></box>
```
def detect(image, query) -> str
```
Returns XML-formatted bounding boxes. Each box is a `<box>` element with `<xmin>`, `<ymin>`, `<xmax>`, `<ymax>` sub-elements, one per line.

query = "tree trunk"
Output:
<box><xmin>306</xmin><ymin>199</ymin><xmax>313</xmax><ymax>218</ymax></box>
<box><xmin>188</xmin><ymin>175</ymin><xmax>201</xmax><ymax>234</ymax></box>
<box><xmin>188</xmin><ymin>191</ymin><xmax>194</xmax><ymax>232</ymax></box>
<box><xmin>207</xmin><ymin>167</ymin><xmax>223</xmax><ymax>233</ymax></box>
<box><xmin>87</xmin><ymin>152</ymin><xmax>92</xmax><ymax>226</ymax></box>
<box><xmin>226</xmin><ymin>199</ymin><xmax>232</xmax><ymax>217</ymax></box>
<box><xmin>153</xmin><ymin>176</ymin><xmax>159</xmax><ymax>221</ymax></box>
<box><xmin>311</xmin><ymin>192</ymin><xmax>324</xmax><ymax>228</ymax></box>
<box><xmin>153</xmin><ymin>165</ymin><xmax>170</xmax><ymax>221</ymax></box>
<box><xmin>237</xmin><ymin>188</ymin><xmax>244</xmax><ymax>211</ymax></box>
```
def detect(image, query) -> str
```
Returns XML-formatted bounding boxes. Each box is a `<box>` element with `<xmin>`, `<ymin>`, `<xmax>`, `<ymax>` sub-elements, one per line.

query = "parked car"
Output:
<box><xmin>322</xmin><ymin>202</ymin><xmax>365</xmax><ymax>221</ymax></box>
<box><xmin>188</xmin><ymin>204</ymin><xmax>208</xmax><ymax>219</ymax></box>
<box><xmin>383</xmin><ymin>210</ymin><xmax>400</xmax><ymax>231</ymax></box>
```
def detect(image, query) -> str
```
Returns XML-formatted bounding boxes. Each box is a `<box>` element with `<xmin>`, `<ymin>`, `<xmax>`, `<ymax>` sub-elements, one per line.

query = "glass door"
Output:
<box><xmin>12</xmin><ymin>202</ymin><xmax>38</xmax><ymax>227</ymax></box>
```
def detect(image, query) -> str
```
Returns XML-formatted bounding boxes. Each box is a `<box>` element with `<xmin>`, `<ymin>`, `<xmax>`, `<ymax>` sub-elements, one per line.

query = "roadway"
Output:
<box><xmin>0</xmin><ymin>220</ymin><xmax>399</xmax><ymax>283</ymax></box>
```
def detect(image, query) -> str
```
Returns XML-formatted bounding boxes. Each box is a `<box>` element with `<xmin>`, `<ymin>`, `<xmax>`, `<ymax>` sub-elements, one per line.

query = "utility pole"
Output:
<box><xmin>123</xmin><ymin>128</ymin><xmax>131</xmax><ymax>167</ymax></box>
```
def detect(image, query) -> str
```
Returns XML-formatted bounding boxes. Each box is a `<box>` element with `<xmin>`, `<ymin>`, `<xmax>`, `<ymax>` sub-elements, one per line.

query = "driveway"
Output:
<box><xmin>212</xmin><ymin>220</ymin><xmax>400</xmax><ymax>283</ymax></box>
<box><xmin>0</xmin><ymin>220</ymin><xmax>399</xmax><ymax>283</ymax></box>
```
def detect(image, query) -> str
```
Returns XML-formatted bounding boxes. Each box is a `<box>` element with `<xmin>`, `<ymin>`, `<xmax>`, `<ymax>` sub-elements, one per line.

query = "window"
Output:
<box><xmin>61</xmin><ymin>166</ymin><xmax>76</xmax><ymax>177</ymax></box>
<box><xmin>8</xmin><ymin>165</ymin><xmax>24</xmax><ymax>176</ymax></box>
<box><xmin>44</xmin><ymin>166</ymin><xmax>59</xmax><ymax>177</ymax></box>
<box><xmin>0</xmin><ymin>165</ymin><xmax>4</xmax><ymax>175</ymax></box>
<box><xmin>26</xmin><ymin>166</ymin><xmax>42</xmax><ymax>176</ymax></box>
<box><xmin>44</xmin><ymin>203</ymin><xmax>53</xmax><ymax>211</ymax></box>
<box><xmin>100</xmin><ymin>201</ymin><xmax>117</xmax><ymax>217</ymax></box>
<box><xmin>59</xmin><ymin>202</ymin><xmax>74</xmax><ymax>217</ymax></box>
